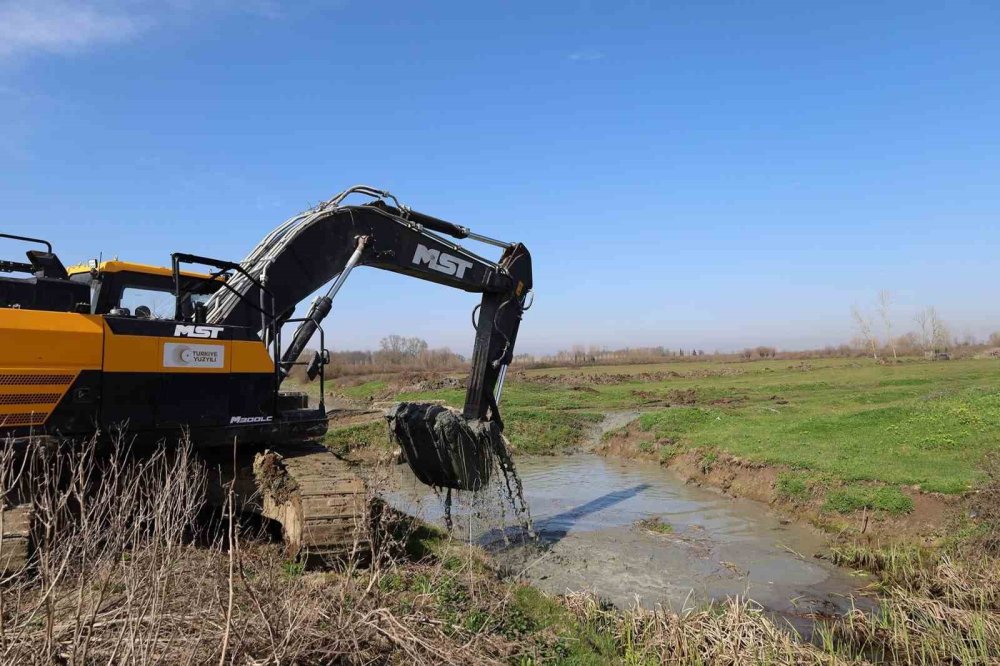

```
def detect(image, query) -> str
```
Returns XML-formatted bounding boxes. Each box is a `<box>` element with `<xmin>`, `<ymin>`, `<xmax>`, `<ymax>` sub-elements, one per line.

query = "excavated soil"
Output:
<box><xmin>514</xmin><ymin>367</ymin><xmax>747</xmax><ymax>387</ymax></box>
<box><xmin>253</xmin><ymin>452</ymin><xmax>299</xmax><ymax>504</ymax></box>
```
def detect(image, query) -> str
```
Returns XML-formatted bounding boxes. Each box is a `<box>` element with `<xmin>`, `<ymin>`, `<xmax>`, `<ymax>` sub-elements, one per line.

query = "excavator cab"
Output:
<box><xmin>67</xmin><ymin>260</ymin><xmax>223</xmax><ymax>321</ymax></box>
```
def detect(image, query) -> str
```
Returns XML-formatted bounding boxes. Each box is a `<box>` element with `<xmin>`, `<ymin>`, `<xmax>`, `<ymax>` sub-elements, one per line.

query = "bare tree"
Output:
<box><xmin>914</xmin><ymin>308</ymin><xmax>932</xmax><ymax>351</ymax></box>
<box><xmin>852</xmin><ymin>305</ymin><xmax>879</xmax><ymax>360</ymax></box>
<box><xmin>929</xmin><ymin>307</ymin><xmax>951</xmax><ymax>352</ymax></box>
<box><xmin>877</xmin><ymin>290</ymin><xmax>897</xmax><ymax>360</ymax></box>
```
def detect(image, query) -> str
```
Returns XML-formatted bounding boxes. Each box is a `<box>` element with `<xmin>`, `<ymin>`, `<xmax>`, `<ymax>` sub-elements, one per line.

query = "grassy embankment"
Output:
<box><xmin>385</xmin><ymin>357</ymin><xmax>997</xmax><ymax>510</ymax></box>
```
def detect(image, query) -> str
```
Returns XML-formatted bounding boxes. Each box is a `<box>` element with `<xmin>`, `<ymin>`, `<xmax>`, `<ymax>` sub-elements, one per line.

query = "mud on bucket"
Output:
<box><xmin>386</xmin><ymin>402</ymin><xmax>499</xmax><ymax>491</ymax></box>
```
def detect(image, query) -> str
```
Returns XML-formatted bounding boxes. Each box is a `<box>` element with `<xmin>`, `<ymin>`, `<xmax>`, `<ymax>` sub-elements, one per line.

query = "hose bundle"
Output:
<box><xmin>204</xmin><ymin>185</ymin><xmax>402</xmax><ymax>331</ymax></box>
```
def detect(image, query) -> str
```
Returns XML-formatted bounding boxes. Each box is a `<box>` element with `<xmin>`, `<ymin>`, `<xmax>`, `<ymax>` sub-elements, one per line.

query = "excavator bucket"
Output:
<box><xmin>387</xmin><ymin>402</ymin><xmax>502</xmax><ymax>491</ymax></box>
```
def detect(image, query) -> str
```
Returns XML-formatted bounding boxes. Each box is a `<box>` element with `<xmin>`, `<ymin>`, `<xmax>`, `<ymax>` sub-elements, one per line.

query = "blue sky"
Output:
<box><xmin>2</xmin><ymin>0</ymin><xmax>998</xmax><ymax>355</ymax></box>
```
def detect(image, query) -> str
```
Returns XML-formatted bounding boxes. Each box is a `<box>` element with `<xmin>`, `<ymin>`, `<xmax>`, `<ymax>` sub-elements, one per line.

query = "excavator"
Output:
<box><xmin>0</xmin><ymin>185</ymin><xmax>533</xmax><ymax>567</ymax></box>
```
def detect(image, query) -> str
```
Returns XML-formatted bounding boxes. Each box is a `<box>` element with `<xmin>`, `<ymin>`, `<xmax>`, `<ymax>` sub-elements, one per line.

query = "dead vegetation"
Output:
<box><xmin>562</xmin><ymin>592</ymin><xmax>841</xmax><ymax>665</ymax></box>
<box><xmin>827</xmin><ymin>544</ymin><xmax>1000</xmax><ymax>664</ymax></box>
<box><xmin>0</xmin><ymin>436</ymin><xmax>538</xmax><ymax>664</ymax></box>
<box><xmin>818</xmin><ymin>466</ymin><xmax>1000</xmax><ymax>664</ymax></box>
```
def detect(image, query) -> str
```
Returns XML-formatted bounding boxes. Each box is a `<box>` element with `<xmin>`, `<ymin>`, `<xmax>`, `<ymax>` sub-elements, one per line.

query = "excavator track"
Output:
<box><xmin>253</xmin><ymin>443</ymin><xmax>369</xmax><ymax>564</ymax></box>
<box><xmin>0</xmin><ymin>504</ymin><xmax>31</xmax><ymax>574</ymax></box>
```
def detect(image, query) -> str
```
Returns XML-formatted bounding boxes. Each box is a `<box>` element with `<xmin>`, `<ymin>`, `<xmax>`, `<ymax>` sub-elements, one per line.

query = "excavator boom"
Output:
<box><xmin>201</xmin><ymin>186</ymin><xmax>532</xmax><ymax>425</ymax></box>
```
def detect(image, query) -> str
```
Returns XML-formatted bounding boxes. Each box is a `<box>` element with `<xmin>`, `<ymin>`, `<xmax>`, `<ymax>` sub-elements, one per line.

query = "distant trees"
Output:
<box><xmin>378</xmin><ymin>335</ymin><xmax>429</xmax><ymax>364</ymax></box>
<box><xmin>852</xmin><ymin>292</ymin><xmax>965</xmax><ymax>360</ymax></box>
<box><xmin>844</xmin><ymin>287</ymin><xmax>1000</xmax><ymax>360</ymax></box>
<box><xmin>738</xmin><ymin>347</ymin><xmax>775</xmax><ymax>360</ymax></box>
<box><xmin>522</xmin><ymin>345</ymin><xmax>722</xmax><ymax>366</ymax></box>
<box><xmin>893</xmin><ymin>332</ymin><xmax>923</xmax><ymax>355</ymax></box>
<box><xmin>296</xmin><ymin>335</ymin><xmax>466</xmax><ymax>378</ymax></box>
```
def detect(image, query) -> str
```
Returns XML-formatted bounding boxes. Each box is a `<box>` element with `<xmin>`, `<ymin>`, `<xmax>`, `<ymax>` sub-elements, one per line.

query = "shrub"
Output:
<box><xmin>775</xmin><ymin>473</ymin><xmax>811</xmax><ymax>500</ymax></box>
<box><xmin>824</xmin><ymin>485</ymin><xmax>914</xmax><ymax>515</ymax></box>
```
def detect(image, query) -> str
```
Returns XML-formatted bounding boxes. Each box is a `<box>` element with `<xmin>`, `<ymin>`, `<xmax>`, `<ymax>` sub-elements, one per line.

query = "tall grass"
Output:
<box><xmin>562</xmin><ymin>592</ymin><xmax>839</xmax><ymax>665</ymax></box>
<box><xmin>0</xmin><ymin>436</ymin><xmax>533</xmax><ymax>664</ymax></box>
<box><xmin>826</xmin><ymin>542</ymin><xmax>1000</xmax><ymax>664</ymax></box>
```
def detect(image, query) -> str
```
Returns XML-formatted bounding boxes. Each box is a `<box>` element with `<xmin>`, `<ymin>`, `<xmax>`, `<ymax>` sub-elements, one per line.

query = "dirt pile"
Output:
<box><xmin>515</xmin><ymin>367</ymin><xmax>746</xmax><ymax>387</ymax></box>
<box><xmin>398</xmin><ymin>373</ymin><xmax>466</xmax><ymax>393</ymax></box>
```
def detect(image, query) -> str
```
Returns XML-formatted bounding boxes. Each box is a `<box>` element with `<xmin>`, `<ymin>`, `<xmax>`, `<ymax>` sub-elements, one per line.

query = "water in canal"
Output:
<box><xmin>387</xmin><ymin>451</ymin><xmax>868</xmax><ymax>631</ymax></box>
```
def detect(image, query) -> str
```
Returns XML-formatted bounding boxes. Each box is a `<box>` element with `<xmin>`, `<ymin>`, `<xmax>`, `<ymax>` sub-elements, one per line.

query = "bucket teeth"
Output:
<box><xmin>386</xmin><ymin>402</ymin><xmax>500</xmax><ymax>491</ymax></box>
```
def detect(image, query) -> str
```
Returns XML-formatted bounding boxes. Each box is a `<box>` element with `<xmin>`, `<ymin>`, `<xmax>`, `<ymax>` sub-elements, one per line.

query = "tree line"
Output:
<box><xmin>291</xmin><ymin>301</ymin><xmax>1000</xmax><ymax>379</ymax></box>
<box><xmin>851</xmin><ymin>291</ymin><xmax>996</xmax><ymax>361</ymax></box>
<box><xmin>323</xmin><ymin>335</ymin><xmax>466</xmax><ymax>375</ymax></box>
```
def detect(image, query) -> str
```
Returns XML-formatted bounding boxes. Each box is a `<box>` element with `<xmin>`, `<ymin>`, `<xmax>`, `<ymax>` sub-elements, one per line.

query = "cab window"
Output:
<box><xmin>101</xmin><ymin>270</ymin><xmax>221</xmax><ymax>319</ymax></box>
<box><xmin>120</xmin><ymin>286</ymin><xmax>175</xmax><ymax>319</ymax></box>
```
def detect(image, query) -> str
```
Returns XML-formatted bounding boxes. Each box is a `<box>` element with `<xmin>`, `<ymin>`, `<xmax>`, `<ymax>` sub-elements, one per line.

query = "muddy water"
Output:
<box><xmin>386</xmin><ymin>417</ymin><xmax>868</xmax><ymax>630</ymax></box>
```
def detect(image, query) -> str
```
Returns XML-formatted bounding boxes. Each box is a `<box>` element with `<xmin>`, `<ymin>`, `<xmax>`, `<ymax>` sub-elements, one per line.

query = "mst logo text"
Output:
<box><xmin>412</xmin><ymin>244</ymin><xmax>473</xmax><ymax>278</ymax></box>
<box><xmin>174</xmin><ymin>325</ymin><xmax>225</xmax><ymax>339</ymax></box>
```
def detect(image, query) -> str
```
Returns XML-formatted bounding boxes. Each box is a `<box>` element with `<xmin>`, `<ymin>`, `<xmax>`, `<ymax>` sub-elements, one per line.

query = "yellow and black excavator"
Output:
<box><xmin>0</xmin><ymin>185</ymin><xmax>533</xmax><ymax>564</ymax></box>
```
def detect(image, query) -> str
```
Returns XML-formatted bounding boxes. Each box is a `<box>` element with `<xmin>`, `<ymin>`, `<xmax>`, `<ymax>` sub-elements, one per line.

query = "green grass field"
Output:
<box><xmin>399</xmin><ymin>357</ymin><xmax>999</xmax><ymax>493</ymax></box>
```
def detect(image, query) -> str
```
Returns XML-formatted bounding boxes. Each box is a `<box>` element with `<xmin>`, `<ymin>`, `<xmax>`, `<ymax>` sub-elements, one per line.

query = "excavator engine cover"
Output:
<box><xmin>387</xmin><ymin>402</ymin><xmax>499</xmax><ymax>491</ymax></box>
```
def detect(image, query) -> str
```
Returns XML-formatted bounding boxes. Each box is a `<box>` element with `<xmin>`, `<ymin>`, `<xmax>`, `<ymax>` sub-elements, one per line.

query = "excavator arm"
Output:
<box><xmin>201</xmin><ymin>187</ymin><xmax>532</xmax><ymax>488</ymax></box>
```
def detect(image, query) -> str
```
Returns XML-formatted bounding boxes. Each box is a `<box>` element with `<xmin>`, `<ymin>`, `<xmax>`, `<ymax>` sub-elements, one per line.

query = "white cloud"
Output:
<box><xmin>0</xmin><ymin>1</ymin><xmax>148</xmax><ymax>58</ymax></box>
<box><xmin>0</xmin><ymin>0</ymin><xmax>292</xmax><ymax>59</ymax></box>
<box><xmin>567</xmin><ymin>50</ymin><xmax>605</xmax><ymax>62</ymax></box>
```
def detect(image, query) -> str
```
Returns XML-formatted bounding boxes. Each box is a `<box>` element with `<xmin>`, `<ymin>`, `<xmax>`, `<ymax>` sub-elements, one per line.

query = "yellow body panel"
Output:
<box><xmin>0</xmin><ymin>309</ymin><xmax>103</xmax><ymax>426</ymax></box>
<box><xmin>100</xmin><ymin>326</ymin><xmax>274</xmax><ymax>374</ymax></box>
<box><xmin>65</xmin><ymin>260</ymin><xmax>218</xmax><ymax>280</ymax></box>
<box><xmin>232</xmin><ymin>340</ymin><xmax>276</xmax><ymax>374</ymax></box>
<box><xmin>0</xmin><ymin>305</ymin><xmax>275</xmax><ymax>430</ymax></box>
<box><xmin>0</xmin><ymin>310</ymin><xmax>103</xmax><ymax>369</ymax></box>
